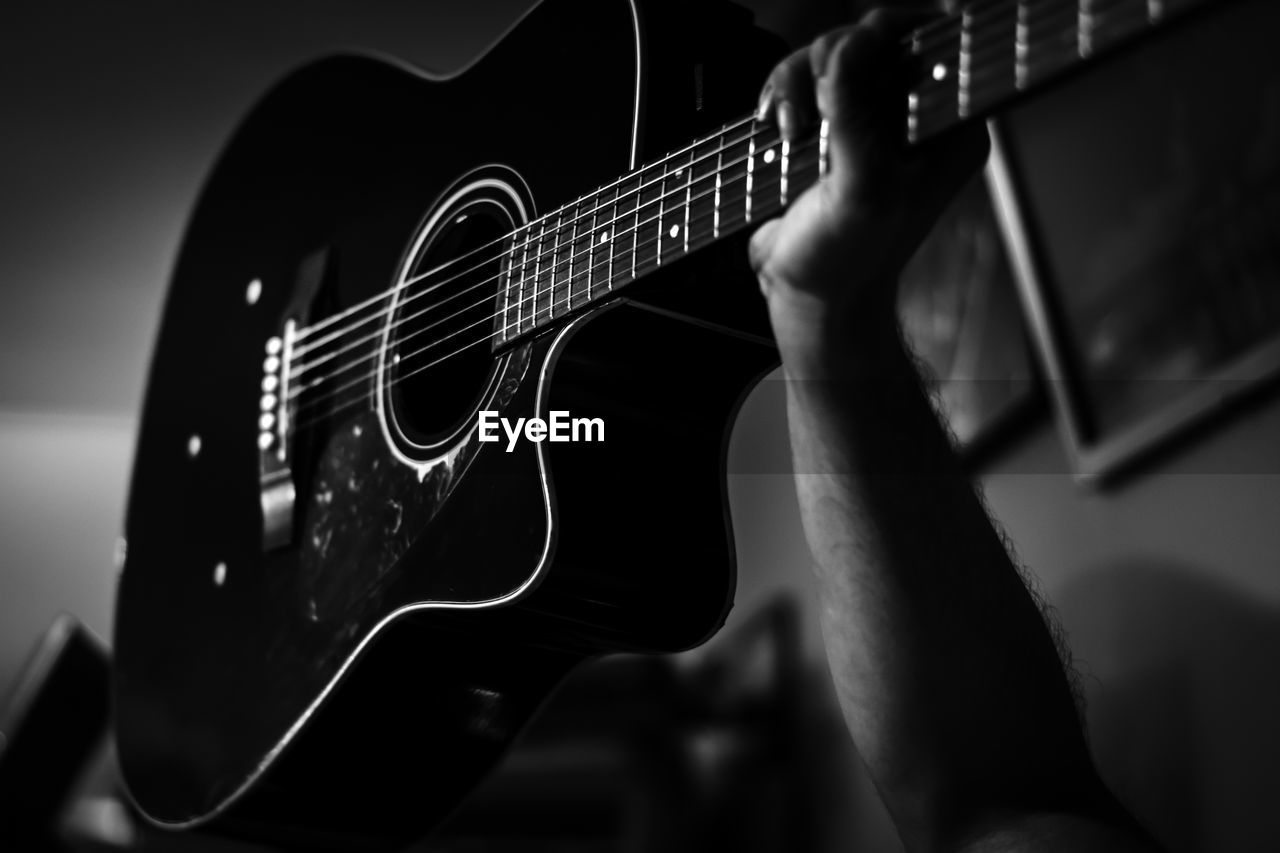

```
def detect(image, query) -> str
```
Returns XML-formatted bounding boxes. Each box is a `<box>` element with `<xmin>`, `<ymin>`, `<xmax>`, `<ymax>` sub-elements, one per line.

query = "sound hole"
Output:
<box><xmin>387</xmin><ymin>203</ymin><xmax>508</xmax><ymax>446</ymax></box>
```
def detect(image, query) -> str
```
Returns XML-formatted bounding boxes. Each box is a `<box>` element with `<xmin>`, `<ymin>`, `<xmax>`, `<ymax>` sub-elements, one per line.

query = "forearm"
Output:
<box><xmin>746</xmin><ymin>11</ymin><xmax>1157</xmax><ymax>848</ymax></box>
<box><xmin>773</xmin><ymin>287</ymin><xmax>1115</xmax><ymax>848</ymax></box>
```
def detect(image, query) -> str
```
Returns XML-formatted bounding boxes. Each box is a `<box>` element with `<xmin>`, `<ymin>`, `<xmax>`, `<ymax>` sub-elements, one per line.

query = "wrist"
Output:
<box><xmin>764</xmin><ymin>278</ymin><xmax>908</xmax><ymax>380</ymax></box>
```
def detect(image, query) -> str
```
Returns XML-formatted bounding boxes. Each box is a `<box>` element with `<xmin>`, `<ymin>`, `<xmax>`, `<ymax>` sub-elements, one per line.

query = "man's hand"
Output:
<box><xmin>748</xmin><ymin>9</ymin><xmax>988</xmax><ymax>368</ymax></box>
<box><xmin>747</xmin><ymin>10</ymin><xmax>1159</xmax><ymax>852</ymax></box>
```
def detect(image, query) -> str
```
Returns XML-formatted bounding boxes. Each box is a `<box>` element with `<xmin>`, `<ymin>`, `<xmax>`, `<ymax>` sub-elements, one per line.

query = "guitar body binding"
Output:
<box><xmin>112</xmin><ymin>0</ymin><xmax>784</xmax><ymax>846</ymax></box>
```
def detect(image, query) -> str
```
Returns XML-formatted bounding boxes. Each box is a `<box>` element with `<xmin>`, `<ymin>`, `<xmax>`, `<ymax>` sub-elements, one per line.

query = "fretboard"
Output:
<box><xmin>494</xmin><ymin>0</ymin><xmax>1211</xmax><ymax>347</ymax></box>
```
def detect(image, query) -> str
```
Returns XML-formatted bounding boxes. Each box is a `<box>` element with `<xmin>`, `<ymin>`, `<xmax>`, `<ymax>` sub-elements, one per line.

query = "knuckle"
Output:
<box><xmin>770</xmin><ymin>49</ymin><xmax>805</xmax><ymax>91</ymax></box>
<box><xmin>808</xmin><ymin>31</ymin><xmax>840</xmax><ymax>77</ymax></box>
<box><xmin>811</xmin><ymin>27</ymin><xmax>859</xmax><ymax>79</ymax></box>
<box><xmin>861</xmin><ymin>7</ymin><xmax>895</xmax><ymax>34</ymax></box>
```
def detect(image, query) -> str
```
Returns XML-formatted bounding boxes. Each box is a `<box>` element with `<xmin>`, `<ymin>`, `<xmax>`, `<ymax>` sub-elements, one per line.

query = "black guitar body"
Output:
<box><xmin>113</xmin><ymin>0</ymin><xmax>784</xmax><ymax>847</ymax></box>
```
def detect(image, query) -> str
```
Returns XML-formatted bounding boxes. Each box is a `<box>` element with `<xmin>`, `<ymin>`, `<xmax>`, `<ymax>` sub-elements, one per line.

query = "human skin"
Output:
<box><xmin>749</xmin><ymin>9</ymin><xmax>1161</xmax><ymax>852</ymax></box>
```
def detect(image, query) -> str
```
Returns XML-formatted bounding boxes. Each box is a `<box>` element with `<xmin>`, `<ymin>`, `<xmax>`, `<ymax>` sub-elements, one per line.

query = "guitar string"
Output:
<box><xmin>290</xmin><ymin>140</ymin><xmax>820</xmax><ymax>424</ymax></box>
<box><xmin>288</xmin><ymin>3</ymin><xmax>1071</xmax><ymax>362</ymax></box>
<box><xmin>270</xmin><ymin>0</ymin><xmax>1158</xmax><ymax>433</ymax></box>
<box><xmin>911</xmin><ymin>0</ymin><xmax>1085</xmax><ymax>54</ymax></box>
<box><xmin>288</xmin><ymin>16</ymin><xmax>990</xmax><ymax>370</ymax></box>
<box><xmin>289</xmin><ymin>129</ymin><xmax>792</xmax><ymax>390</ymax></box>
<box><xmin>290</xmin><ymin>117</ymin><xmax>778</xmax><ymax>370</ymax></box>
<box><xmin>287</xmin><ymin>2</ymin><xmax>1100</xmax><ymax>406</ymax></box>
<box><xmin>288</xmin><ymin>8</ymin><xmax>1074</xmax><ymax>396</ymax></box>
<box><xmin>291</xmin><ymin>153</ymin><xmax>817</xmax><ymax>432</ymax></box>
<box><xmin>291</xmin><ymin>114</ymin><xmax>780</xmax><ymax>363</ymax></box>
<box><xmin>290</xmin><ymin>112</ymin><xmax>759</xmax><ymax>347</ymax></box>
<box><xmin>291</xmin><ymin>145</ymin><xmax>819</xmax><ymax>432</ymax></box>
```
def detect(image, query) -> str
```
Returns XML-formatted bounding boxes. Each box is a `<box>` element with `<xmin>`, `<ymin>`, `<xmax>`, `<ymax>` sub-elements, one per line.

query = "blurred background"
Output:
<box><xmin>3</xmin><ymin>0</ymin><xmax>1280</xmax><ymax>851</ymax></box>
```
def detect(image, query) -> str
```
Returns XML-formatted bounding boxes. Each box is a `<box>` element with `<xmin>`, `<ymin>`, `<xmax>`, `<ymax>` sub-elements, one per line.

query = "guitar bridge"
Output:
<box><xmin>259</xmin><ymin>319</ymin><xmax>297</xmax><ymax>551</ymax></box>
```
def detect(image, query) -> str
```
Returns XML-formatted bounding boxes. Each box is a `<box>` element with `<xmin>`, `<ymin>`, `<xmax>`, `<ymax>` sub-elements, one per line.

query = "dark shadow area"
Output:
<box><xmin>1056</xmin><ymin>561</ymin><xmax>1280</xmax><ymax>853</ymax></box>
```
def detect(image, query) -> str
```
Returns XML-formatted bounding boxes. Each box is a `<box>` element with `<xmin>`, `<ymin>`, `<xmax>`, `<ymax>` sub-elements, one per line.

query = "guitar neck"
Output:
<box><xmin>495</xmin><ymin>0</ymin><xmax>1211</xmax><ymax>347</ymax></box>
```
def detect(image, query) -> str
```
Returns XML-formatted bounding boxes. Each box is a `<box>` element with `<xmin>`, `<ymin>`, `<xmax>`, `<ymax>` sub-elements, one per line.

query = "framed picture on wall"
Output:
<box><xmin>898</xmin><ymin>170</ymin><xmax>1039</xmax><ymax>462</ymax></box>
<box><xmin>983</xmin><ymin>0</ymin><xmax>1280</xmax><ymax>484</ymax></box>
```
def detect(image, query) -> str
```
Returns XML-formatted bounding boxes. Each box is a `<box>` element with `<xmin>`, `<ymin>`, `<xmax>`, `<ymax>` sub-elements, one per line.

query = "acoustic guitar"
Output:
<box><xmin>112</xmin><ymin>0</ymin><xmax>1218</xmax><ymax>846</ymax></box>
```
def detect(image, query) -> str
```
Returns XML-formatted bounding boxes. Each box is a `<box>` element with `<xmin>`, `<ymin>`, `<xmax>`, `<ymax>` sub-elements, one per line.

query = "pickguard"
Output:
<box><xmin>297</xmin><ymin>341</ymin><xmax>534</xmax><ymax>659</ymax></box>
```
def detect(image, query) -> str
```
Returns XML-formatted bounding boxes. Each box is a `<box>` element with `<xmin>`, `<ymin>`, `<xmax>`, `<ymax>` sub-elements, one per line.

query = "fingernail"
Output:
<box><xmin>778</xmin><ymin>100</ymin><xmax>796</xmax><ymax>141</ymax></box>
<box><xmin>756</xmin><ymin>88</ymin><xmax>772</xmax><ymax>122</ymax></box>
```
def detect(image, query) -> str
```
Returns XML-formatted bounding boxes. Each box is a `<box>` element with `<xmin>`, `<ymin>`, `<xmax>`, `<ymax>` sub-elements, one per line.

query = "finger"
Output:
<box><xmin>757</xmin><ymin>41</ymin><xmax>823</xmax><ymax>141</ymax></box>
<box><xmin>815</xmin><ymin>9</ymin><xmax>939</xmax><ymax>202</ymax></box>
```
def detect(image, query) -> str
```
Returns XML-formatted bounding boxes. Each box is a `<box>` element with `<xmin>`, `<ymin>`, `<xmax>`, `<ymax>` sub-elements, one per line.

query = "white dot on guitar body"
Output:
<box><xmin>669</xmin><ymin>224</ymin><xmax>679</xmax><ymax>239</ymax></box>
<box><xmin>763</xmin><ymin>148</ymin><xmax>776</xmax><ymax>164</ymax></box>
<box><xmin>213</xmin><ymin>562</ymin><xmax>227</xmax><ymax>586</ymax></box>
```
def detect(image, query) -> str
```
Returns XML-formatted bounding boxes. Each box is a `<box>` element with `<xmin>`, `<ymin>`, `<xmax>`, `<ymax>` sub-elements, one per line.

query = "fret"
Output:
<box><xmin>562</xmin><ymin>201</ymin><xmax>578</xmax><ymax>312</ymax></box>
<box><xmin>750</xmin><ymin>124</ymin><xmax>784</xmax><ymax>223</ymax></box>
<box><xmin>561</xmin><ymin>207</ymin><xmax>579</xmax><ymax>313</ymax></box>
<box><xmin>547</xmin><ymin>210</ymin><xmax>565</xmax><ymax>320</ymax></box>
<box><xmin>959</xmin><ymin>8</ymin><xmax>973</xmax><ymax>117</ymax></box>
<box><xmin>688</xmin><ymin>133</ymin><xmax>721</xmax><ymax>251</ymax></box>
<box><xmin>552</xmin><ymin>206</ymin><xmax>575</xmax><ymax>316</ymax></box>
<box><xmin>714</xmin><ymin>125</ymin><xmax>725</xmax><ymax>238</ymax></box>
<box><xmin>633</xmin><ymin>163</ymin><xmax>663</xmax><ymax>277</ymax></box>
<box><xmin>1019</xmin><ymin>0</ymin><xmax>1079</xmax><ymax>88</ymax></box>
<box><xmin>613</xmin><ymin>174</ymin><xmax>640</xmax><ymax>287</ymax></box>
<box><xmin>818</xmin><ymin>117</ymin><xmax>829</xmax><ymax>179</ymax></box>
<box><xmin>963</xmin><ymin>2</ymin><xmax>1018</xmax><ymax>116</ymax></box>
<box><xmin>533</xmin><ymin>217</ymin><xmax>554</xmax><ymax>328</ymax></box>
<box><xmin>717</xmin><ymin>121</ymin><xmax>753</xmax><ymax>234</ymax></box>
<box><xmin>780</xmin><ymin>137</ymin><xmax>790</xmax><ymax>206</ymax></box>
<box><xmin>682</xmin><ymin>150</ymin><xmax>693</xmax><ymax>253</ymax></box>
<box><xmin>586</xmin><ymin>190</ymin><xmax>598</xmax><ymax>301</ymax></box>
<box><xmin>567</xmin><ymin>195</ymin><xmax>591</xmax><ymax>310</ymax></box>
<box><xmin>659</xmin><ymin>151</ymin><xmax>694</xmax><ymax>266</ymax></box>
<box><xmin>908</xmin><ymin>18</ymin><xmax>961</xmax><ymax>143</ymax></box>
<box><xmin>1079</xmin><ymin>0</ymin><xmax>1092</xmax><ymax>57</ymax></box>
<box><xmin>499</xmin><ymin>237</ymin><xmax>516</xmax><ymax>344</ymax></box>
<box><xmin>1015</xmin><ymin>0</ymin><xmax>1029</xmax><ymax>89</ymax></box>
<box><xmin>655</xmin><ymin>162</ymin><xmax>667</xmax><ymax>264</ymax></box>
<box><xmin>516</xmin><ymin>222</ymin><xmax>535</xmax><ymax>335</ymax></box>
<box><xmin>908</xmin><ymin>0</ymin><xmax>1191</xmax><ymax>144</ymax></box>
<box><xmin>487</xmin><ymin>0</ymin><xmax>1214</xmax><ymax>345</ymax></box>
<box><xmin>574</xmin><ymin>195</ymin><xmax>596</xmax><ymax>307</ymax></box>
<box><xmin>603</xmin><ymin>184</ymin><xmax>619</xmax><ymax>293</ymax></box>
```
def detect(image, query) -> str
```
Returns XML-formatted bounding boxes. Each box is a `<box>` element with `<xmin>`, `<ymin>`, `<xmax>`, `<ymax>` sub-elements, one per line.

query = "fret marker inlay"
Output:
<box><xmin>488</xmin><ymin>0</ymin><xmax>1193</xmax><ymax>348</ymax></box>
